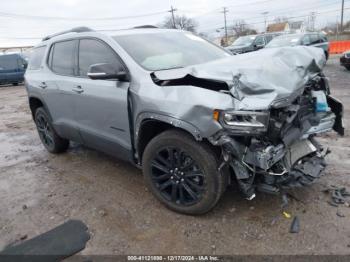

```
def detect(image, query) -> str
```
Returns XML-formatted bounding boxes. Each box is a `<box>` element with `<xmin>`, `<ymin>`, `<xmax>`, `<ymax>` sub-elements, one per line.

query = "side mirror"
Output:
<box><xmin>87</xmin><ymin>63</ymin><xmax>129</xmax><ymax>81</ymax></box>
<box><xmin>22</xmin><ymin>63</ymin><xmax>28</xmax><ymax>69</ymax></box>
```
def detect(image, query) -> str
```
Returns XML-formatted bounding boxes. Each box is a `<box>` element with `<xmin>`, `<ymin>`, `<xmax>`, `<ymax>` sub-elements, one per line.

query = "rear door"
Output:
<box><xmin>45</xmin><ymin>39</ymin><xmax>82</xmax><ymax>142</ymax></box>
<box><xmin>74</xmin><ymin>38</ymin><xmax>131</xmax><ymax>159</ymax></box>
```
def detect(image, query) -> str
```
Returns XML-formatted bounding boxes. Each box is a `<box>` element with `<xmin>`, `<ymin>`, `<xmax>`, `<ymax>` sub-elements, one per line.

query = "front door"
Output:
<box><xmin>73</xmin><ymin>38</ymin><xmax>132</xmax><ymax>160</ymax></box>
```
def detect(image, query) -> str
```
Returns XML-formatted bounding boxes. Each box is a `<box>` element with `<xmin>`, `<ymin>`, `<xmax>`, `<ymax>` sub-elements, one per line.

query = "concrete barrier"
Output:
<box><xmin>329</xmin><ymin>41</ymin><xmax>350</xmax><ymax>54</ymax></box>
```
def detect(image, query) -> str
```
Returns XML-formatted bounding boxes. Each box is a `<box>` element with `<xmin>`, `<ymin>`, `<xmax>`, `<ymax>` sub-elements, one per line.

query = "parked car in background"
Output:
<box><xmin>226</xmin><ymin>33</ymin><xmax>281</xmax><ymax>54</ymax></box>
<box><xmin>0</xmin><ymin>53</ymin><xmax>27</xmax><ymax>86</ymax></box>
<box><xmin>265</xmin><ymin>33</ymin><xmax>330</xmax><ymax>59</ymax></box>
<box><xmin>340</xmin><ymin>50</ymin><xmax>350</xmax><ymax>70</ymax></box>
<box><xmin>25</xmin><ymin>27</ymin><xmax>343</xmax><ymax>215</ymax></box>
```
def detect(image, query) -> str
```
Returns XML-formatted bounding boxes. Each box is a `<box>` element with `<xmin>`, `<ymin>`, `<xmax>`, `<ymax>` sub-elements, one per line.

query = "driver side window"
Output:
<box><xmin>78</xmin><ymin>39</ymin><xmax>124</xmax><ymax>77</ymax></box>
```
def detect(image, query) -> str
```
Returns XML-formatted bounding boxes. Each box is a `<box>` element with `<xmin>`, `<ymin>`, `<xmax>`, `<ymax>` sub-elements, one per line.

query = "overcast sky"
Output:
<box><xmin>0</xmin><ymin>0</ymin><xmax>348</xmax><ymax>47</ymax></box>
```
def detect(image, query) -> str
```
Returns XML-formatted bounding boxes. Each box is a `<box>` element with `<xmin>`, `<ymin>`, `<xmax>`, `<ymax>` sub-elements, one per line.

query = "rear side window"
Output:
<box><xmin>254</xmin><ymin>36</ymin><xmax>264</xmax><ymax>46</ymax></box>
<box><xmin>28</xmin><ymin>46</ymin><xmax>46</xmax><ymax>70</ymax></box>
<box><xmin>78</xmin><ymin>39</ymin><xmax>122</xmax><ymax>77</ymax></box>
<box><xmin>319</xmin><ymin>34</ymin><xmax>328</xmax><ymax>43</ymax></box>
<box><xmin>50</xmin><ymin>40</ymin><xmax>76</xmax><ymax>76</ymax></box>
<box><xmin>310</xmin><ymin>34</ymin><xmax>320</xmax><ymax>44</ymax></box>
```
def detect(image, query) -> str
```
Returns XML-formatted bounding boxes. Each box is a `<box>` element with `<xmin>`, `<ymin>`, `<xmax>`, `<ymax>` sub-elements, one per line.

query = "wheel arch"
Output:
<box><xmin>28</xmin><ymin>95</ymin><xmax>53</xmax><ymax>121</ymax></box>
<box><xmin>135</xmin><ymin>113</ymin><xmax>203</xmax><ymax>164</ymax></box>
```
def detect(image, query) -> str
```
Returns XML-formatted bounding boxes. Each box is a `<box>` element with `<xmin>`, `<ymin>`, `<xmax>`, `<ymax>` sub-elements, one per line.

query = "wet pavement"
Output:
<box><xmin>0</xmin><ymin>56</ymin><xmax>350</xmax><ymax>255</ymax></box>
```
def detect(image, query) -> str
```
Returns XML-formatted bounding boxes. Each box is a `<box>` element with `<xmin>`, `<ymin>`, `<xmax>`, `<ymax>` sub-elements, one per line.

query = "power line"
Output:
<box><xmin>197</xmin><ymin>0</ymin><xmax>348</xmax><ymax>28</ymax></box>
<box><xmin>199</xmin><ymin>6</ymin><xmax>350</xmax><ymax>31</ymax></box>
<box><xmin>0</xmin><ymin>10</ymin><xmax>167</xmax><ymax>21</ymax></box>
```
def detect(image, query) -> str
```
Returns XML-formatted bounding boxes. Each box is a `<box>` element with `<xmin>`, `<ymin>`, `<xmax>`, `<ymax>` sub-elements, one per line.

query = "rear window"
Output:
<box><xmin>28</xmin><ymin>46</ymin><xmax>46</xmax><ymax>70</ymax></box>
<box><xmin>50</xmin><ymin>40</ymin><xmax>76</xmax><ymax>76</ymax></box>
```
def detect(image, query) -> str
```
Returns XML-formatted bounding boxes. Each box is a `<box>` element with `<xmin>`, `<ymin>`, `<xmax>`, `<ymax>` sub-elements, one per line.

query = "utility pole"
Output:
<box><xmin>262</xmin><ymin>11</ymin><xmax>269</xmax><ymax>33</ymax></box>
<box><xmin>309</xmin><ymin>12</ymin><xmax>316</xmax><ymax>31</ymax></box>
<box><xmin>168</xmin><ymin>6</ymin><xmax>177</xmax><ymax>29</ymax></box>
<box><xmin>340</xmin><ymin>0</ymin><xmax>345</xmax><ymax>32</ymax></box>
<box><xmin>221</xmin><ymin>7</ymin><xmax>228</xmax><ymax>46</ymax></box>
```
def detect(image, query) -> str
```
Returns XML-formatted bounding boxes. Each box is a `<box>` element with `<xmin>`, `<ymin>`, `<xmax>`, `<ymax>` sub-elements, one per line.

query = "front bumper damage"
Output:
<box><xmin>209</xmin><ymin>94</ymin><xmax>344</xmax><ymax>199</ymax></box>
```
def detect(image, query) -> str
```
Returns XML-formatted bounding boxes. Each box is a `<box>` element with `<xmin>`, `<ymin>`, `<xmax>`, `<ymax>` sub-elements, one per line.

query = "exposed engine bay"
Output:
<box><xmin>150</xmin><ymin>46</ymin><xmax>344</xmax><ymax>200</ymax></box>
<box><xmin>209</xmin><ymin>74</ymin><xmax>344</xmax><ymax>199</ymax></box>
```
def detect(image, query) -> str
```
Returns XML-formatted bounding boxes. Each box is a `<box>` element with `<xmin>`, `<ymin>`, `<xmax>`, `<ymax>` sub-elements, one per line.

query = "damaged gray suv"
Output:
<box><xmin>25</xmin><ymin>27</ymin><xmax>344</xmax><ymax>215</ymax></box>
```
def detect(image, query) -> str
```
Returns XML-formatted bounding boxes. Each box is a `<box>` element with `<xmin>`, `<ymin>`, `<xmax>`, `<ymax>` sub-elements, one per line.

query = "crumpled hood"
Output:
<box><xmin>153</xmin><ymin>46</ymin><xmax>326</xmax><ymax>110</ymax></box>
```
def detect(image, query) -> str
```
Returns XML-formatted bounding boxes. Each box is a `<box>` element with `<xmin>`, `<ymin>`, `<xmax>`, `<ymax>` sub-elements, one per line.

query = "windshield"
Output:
<box><xmin>265</xmin><ymin>35</ymin><xmax>302</xmax><ymax>48</ymax></box>
<box><xmin>231</xmin><ymin>36</ymin><xmax>256</xmax><ymax>46</ymax></box>
<box><xmin>113</xmin><ymin>32</ymin><xmax>230</xmax><ymax>71</ymax></box>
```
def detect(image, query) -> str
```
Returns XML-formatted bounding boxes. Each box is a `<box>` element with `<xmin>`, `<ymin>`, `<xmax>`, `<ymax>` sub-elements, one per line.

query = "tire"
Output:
<box><xmin>12</xmin><ymin>83</ymin><xmax>19</xmax><ymax>86</ymax></box>
<box><xmin>346</xmin><ymin>66</ymin><xmax>350</xmax><ymax>71</ymax></box>
<box><xmin>324</xmin><ymin>51</ymin><xmax>329</xmax><ymax>60</ymax></box>
<box><xmin>34</xmin><ymin>107</ymin><xmax>69</xmax><ymax>153</ymax></box>
<box><xmin>142</xmin><ymin>129</ymin><xmax>226</xmax><ymax>215</ymax></box>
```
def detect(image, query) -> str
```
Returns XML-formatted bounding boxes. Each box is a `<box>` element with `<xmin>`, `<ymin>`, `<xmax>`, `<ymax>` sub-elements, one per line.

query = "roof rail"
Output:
<box><xmin>42</xmin><ymin>27</ymin><xmax>93</xmax><ymax>41</ymax></box>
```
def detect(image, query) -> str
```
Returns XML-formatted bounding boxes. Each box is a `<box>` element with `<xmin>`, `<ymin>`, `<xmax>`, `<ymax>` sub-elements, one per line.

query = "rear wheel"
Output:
<box><xmin>35</xmin><ymin>107</ymin><xmax>69</xmax><ymax>153</ymax></box>
<box><xmin>142</xmin><ymin>130</ymin><xmax>226</xmax><ymax>215</ymax></box>
<box><xmin>346</xmin><ymin>65</ymin><xmax>350</xmax><ymax>71</ymax></box>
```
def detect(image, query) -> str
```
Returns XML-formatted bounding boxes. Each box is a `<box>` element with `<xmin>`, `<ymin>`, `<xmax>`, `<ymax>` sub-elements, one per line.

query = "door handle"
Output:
<box><xmin>72</xmin><ymin>85</ymin><xmax>84</xmax><ymax>94</ymax></box>
<box><xmin>39</xmin><ymin>82</ymin><xmax>47</xmax><ymax>89</ymax></box>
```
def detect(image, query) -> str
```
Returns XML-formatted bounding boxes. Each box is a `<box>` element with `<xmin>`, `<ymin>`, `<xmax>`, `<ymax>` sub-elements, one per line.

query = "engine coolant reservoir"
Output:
<box><xmin>312</xmin><ymin>90</ymin><xmax>329</xmax><ymax>112</ymax></box>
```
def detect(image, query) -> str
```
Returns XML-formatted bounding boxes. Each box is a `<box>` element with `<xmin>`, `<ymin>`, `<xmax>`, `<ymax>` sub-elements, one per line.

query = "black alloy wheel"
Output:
<box><xmin>151</xmin><ymin>147</ymin><xmax>205</xmax><ymax>206</ymax></box>
<box><xmin>34</xmin><ymin>107</ymin><xmax>69</xmax><ymax>153</ymax></box>
<box><xmin>142</xmin><ymin>130</ymin><xmax>227</xmax><ymax>215</ymax></box>
<box><xmin>36</xmin><ymin>114</ymin><xmax>55</xmax><ymax>150</ymax></box>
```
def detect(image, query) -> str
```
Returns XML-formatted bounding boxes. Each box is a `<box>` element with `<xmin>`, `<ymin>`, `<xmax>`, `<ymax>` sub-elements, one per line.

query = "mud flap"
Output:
<box><xmin>327</xmin><ymin>95</ymin><xmax>345</xmax><ymax>136</ymax></box>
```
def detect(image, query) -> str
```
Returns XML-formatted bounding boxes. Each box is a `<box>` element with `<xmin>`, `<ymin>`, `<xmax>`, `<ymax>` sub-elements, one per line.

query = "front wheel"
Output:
<box><xmin>35</xmin><ymin>107</ymin><xmax>69</xmax><ymax>153</ymax></box>
<box><xmin>346</xmin><ymin>65</ymin><xmax>350</xmax><ymax>71</ymax></box>
<box><xmin>142</xmin><ymin>130</ymin><xmax>226</xmax><ymax>215</ymax></box>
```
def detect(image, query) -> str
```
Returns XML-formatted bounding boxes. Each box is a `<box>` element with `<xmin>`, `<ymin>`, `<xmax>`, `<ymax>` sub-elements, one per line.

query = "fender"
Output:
<box><xmin>135</xmin><ymin>112</ymin><xmax>203</xmax><ymax>143</ymax></box>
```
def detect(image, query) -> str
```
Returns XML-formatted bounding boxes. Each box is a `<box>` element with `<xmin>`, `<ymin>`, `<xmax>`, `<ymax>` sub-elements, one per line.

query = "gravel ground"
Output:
<box><xmin>0</xmin><ymin>56</ymin><xmax>349</xmax><ymax>255</ymax></box>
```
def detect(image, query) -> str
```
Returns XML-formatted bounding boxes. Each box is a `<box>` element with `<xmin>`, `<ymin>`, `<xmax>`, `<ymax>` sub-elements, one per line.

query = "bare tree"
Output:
<box><xmin>230</xmin><ymin>20</ymin><xmax>257</xmax><ymax>37</ymax></box>
<box><xmin>160</xmin><ymin>15</ymin><xmax>198</xmax><ymax>32</ymax></box>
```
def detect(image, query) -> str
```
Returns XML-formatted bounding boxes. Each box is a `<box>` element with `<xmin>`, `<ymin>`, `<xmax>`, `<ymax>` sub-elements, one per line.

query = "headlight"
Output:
<box><xmin>218</xmin><ymin>110</ymin><xmax>269</xmax><ymax>134</ymax></box>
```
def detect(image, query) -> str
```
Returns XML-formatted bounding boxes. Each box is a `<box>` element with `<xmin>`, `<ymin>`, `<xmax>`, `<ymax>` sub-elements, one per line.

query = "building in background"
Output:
<box><xmin>266</xmin><ymin>21</ymin><xmax>305</xmax><ymax>34</ymax></box>
<box><xmin>289</xmin><ymin>21</ymin><xmax>305</xmax><ymax>33</ymax></box>
<box><xmin>266</xmin><ymin>22</ymin><xmax>289</xmax><ymax>33</ymax></box>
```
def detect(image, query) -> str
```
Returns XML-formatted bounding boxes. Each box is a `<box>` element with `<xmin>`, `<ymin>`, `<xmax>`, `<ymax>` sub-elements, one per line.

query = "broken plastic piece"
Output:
<box><xmin>246</xmin><ymin>193</ymin><xmax>256</xmax><ymax>201</ymax></box>
<box><xmin>283</xmin><ymin>211</ymin><xmax>291</xmax><ymax>218</ymax></box>
<box><xmin>290</xmin><ymin>216</ymin><xmax>300</xmax><ymax>233</ymax></box>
